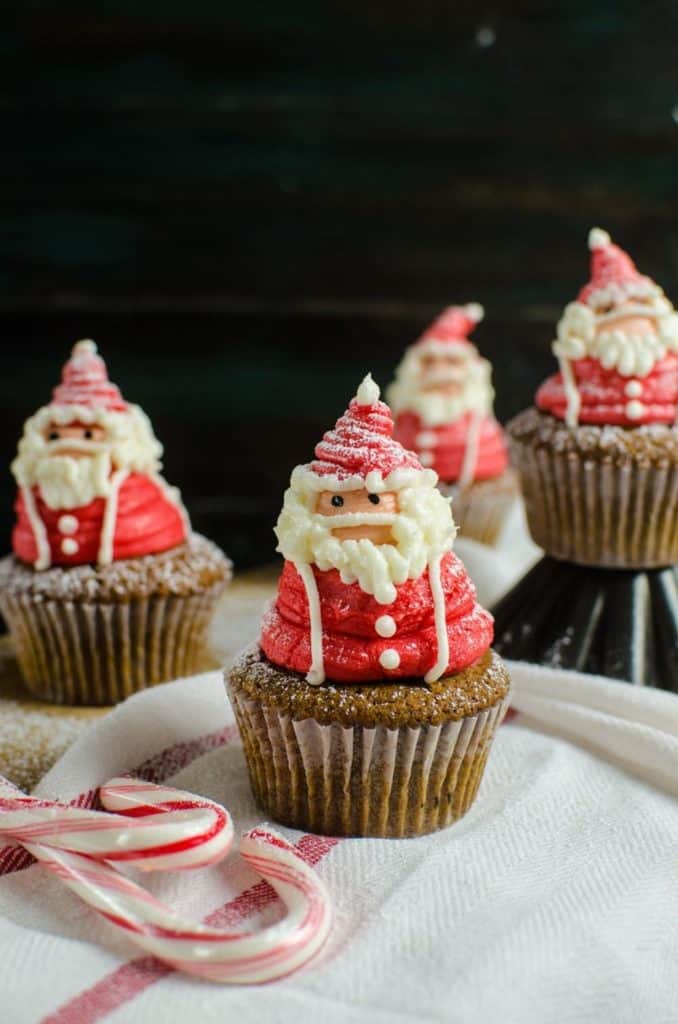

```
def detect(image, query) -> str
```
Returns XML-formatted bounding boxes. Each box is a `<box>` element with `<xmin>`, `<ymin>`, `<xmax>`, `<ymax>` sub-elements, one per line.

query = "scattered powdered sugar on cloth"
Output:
<box><xmin>0</xmin><ymin>700</ymin><xmax>85</xmax><ymax>792</ymax></box>
<box><xmin>0</xmin><ymin>569</ymin><xmax>277</xmax><ymax>791</ymax></box>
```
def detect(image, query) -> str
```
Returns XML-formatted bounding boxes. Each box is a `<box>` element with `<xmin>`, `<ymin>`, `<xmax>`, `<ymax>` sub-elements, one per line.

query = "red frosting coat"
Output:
<box><xmin>536</xmin><ymin>354</ymin><xmax>678</xmax><ymax>426</ymax></box>
<box><xmin>261</xmin><ymin>552</ymin><xmax>494</xmax><ymax>683</ymax></box>
<box><xmin>13</xmin><ymin>473</ymin><xmax>187</xmax><ymax>567</ymax></box>
<box><xmin>393</xmin><ymin>411</ymin><xmax>508</xmax><ymax>483</ymax></box>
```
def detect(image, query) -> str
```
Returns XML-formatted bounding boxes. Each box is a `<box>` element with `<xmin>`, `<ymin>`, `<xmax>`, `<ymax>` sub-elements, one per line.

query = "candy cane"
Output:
<box><xmin>0</xmin><ymin>778</ymin><xmax>234</xmax><ymax>872</ymax></box>
<box><xmin>0</xmin><ymin>776</ymin><xmax>332</xmax><ymax>984</ymax></box>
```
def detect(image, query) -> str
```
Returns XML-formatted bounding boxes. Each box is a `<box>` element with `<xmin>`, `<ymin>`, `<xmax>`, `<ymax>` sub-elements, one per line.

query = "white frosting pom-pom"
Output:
<box><xmin>72</xmin><ymin>338</ymin><xmax>98</xmax><ymax>357</ymax></box>
<box><xmin>465</xmin><ymin>302</ymin><xmax>485</xmax><ymax>323</ymax></box>
<box><xmin>588</xmin><ymin>227</ymin><xmax>611</xmax><ymax>251</ymax></box>
<box><xmin>355</xmin><ymin>373</ymin><xmax>380</xmax><ymax>406</ymax></box>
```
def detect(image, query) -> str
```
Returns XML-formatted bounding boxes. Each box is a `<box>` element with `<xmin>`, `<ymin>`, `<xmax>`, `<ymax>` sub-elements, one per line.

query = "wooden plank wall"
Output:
<box><xmin>3</xmin><ymin>1</ymin><xmax>677</xmax><ymax>564</ymax></box>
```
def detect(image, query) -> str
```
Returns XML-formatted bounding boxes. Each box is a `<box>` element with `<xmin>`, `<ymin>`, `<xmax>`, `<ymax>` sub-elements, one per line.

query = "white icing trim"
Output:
<box><xmin>558</xmin><ymin>356</ymin><xmax>581</xmax><ymax>429</ymax></box>
<box><xmin>296</xmin><ymin>561</ymin><xmax>325</xmax><ymax>685</ymax></box>
<box><xmin>291</xmin><ymin>464</ymin><xmax>437</xmax><ymax>495</ymax></box>
<box><xmin>313</xmin><ymin>511</ymin><xmax>397</xmax><ymax>530</ymax></box>
<box><xmin>61</xmin><ymin>538</ymin><xmax>79</xmax><ymax>556</ymax></box>
<box><xmin>413</xmin><ymin>338</ymin><xmax>475</xmax><ymax>356</ymax></box>
<box><xmin>21</xmin><ymin>485</ymin><xmax>51</xmax><ymax>570</ymax></box>
<box><xmin>457</xmin><ymin>410</ymin><xmax>481</xmax><ymax>490</ymax></box>
<box><xmin>97</xmin><ymin>469</ymin><xmax>128</xmax><ymax>566</ymax></box>
<box><xmin>424</xmin><ymin>554</ymin><xmax>449</xmax><ymax>684</ymax></box>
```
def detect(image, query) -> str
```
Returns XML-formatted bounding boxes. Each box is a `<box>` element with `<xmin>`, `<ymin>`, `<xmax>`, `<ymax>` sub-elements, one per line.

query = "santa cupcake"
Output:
<box><xmin>508</xmin><ymin>229</ymin><xmax>678</xmax><ymax>567</ymax></box>
<box><xmin>0</xmin><ymin>339</ymin><xmax>232</xmax><ymax>704</ymax></box>
<box><xmin>227</xmin><ymin>375</ymin><xmax>510</xmax><ymax>838</ymax></box>
<box><xmin>387</xmin><ymin>305</ymin><xmax>518</xmax><ymax>545</ymax></box>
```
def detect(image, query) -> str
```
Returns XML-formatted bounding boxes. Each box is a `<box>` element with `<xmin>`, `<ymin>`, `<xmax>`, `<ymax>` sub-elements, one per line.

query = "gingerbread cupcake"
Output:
<box><xmin>227</xmin><ymin>375</ymin><xmax>510</xmax><ymax>838</ymax></box>
<box><xmin>0</xmin><ymin>339</ymin><xmax>231</xmax><ymax>704</ymax></box>
<box><xmin>508</xmin><ymin>229</ymin><xmax>677</xmax><ymax>568</ymax></box>
<box><xmin>387</xmin><ymin>305</ymin><xmax>518</xmax><ymax>546</ymax></box>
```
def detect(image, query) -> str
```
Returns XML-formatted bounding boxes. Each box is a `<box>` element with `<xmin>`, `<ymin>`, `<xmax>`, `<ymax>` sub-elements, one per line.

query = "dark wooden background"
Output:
<box><xmin>3</xmin><ymin>1</ymin><xmax>678</xmax><ymax>565</ymax></box>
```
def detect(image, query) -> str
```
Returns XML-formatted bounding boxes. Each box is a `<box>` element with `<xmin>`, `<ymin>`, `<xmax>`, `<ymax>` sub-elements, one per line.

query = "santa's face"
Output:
<box><xmin>417</xmin><ymin>350</ymin><xmax>471</xmax><ymax>395</ymax></box>
<box><xmin>44</xmin><ymin>421</ymin><xmax>107</xmax><ymax>457</ymax></box>
<box><xmin>387</xmin><ymin>343</ymin><xmax>494</xmax><ymax>427</ymax></box>
<box><xmin>11</xmin><ymin>404</ymin><xmax>164</xmax><ymax>511</ymax></box>
<box><xmin>315</xmin><ymin>489</ymin><xmax>398</xmax><ymax>544</ymax></box>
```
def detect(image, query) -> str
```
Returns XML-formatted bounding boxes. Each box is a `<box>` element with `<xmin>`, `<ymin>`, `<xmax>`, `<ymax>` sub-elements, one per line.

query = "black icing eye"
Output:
<box><xmin>331</xmin><ymin>495</ymin><xmax>344</xmax><ymax>508</ymax></box>
<box><xmin>48</xmin><ymin>430</ymin><xmax>60</xmax><ymax>441</ymax></box>
<box><xmin>368</xmin><ymin>493</ymin><xmax>380</xmax><ymax>505</ymax></box>
<box><xmin>83</xmin><ymin>428</ymin><xmax>93</xmax><ymax>440</ymax></box>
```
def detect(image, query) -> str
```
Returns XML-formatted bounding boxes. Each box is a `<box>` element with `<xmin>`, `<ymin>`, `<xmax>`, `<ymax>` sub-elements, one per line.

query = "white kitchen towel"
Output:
<box><xmin>0</xmin><ymin>659</ymin><xmax>677</xmax><ymax>1024</ymax></box>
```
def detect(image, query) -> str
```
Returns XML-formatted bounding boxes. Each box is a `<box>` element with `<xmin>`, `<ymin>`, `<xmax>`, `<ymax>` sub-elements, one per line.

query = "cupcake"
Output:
<box><xmin>0</xmin><ymin>339</ymin><xmax>232</xmax><ymax>705</ymax></box>
<box><xmin>508</xmin><ymin>229</ymin><xmax>678</xmax><ymax>568</ymax></box>
<box><xmin>227</xmin><ymin>375</ymin><xmax>511</xmax><ymax>838</ymax></box>
<box><xmin>387</xmin><ymin>305</ymin><xmax>518</xmax><ymax>546</ymax></box>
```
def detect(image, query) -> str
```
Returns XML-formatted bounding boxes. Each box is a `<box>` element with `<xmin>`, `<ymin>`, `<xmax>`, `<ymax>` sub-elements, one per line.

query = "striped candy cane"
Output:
<box><xmin>0</xmin><ymin>776</ymin><xmax>332</xmax><ymax>984</ymax></box>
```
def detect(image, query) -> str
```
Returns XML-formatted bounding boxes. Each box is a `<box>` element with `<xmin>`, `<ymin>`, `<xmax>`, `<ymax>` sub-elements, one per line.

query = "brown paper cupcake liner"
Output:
<box><xmin>228</xmin><ymin>679</ymin><xmax>510</xmax><ymax>838</ymax></box>
<box><xmin>439</xmin><ymin>469</ymin><xmax>520</xmax><ymax>547</ymax></box>
<box><xmin>508</xmin><ymin>414</ymin><xmax>678</xmax><ymax>568</ymax></box>
<box><xmin>0</xmin><ymin>583</ymin><xmax>224</xmax><ymax>705</ymax></box>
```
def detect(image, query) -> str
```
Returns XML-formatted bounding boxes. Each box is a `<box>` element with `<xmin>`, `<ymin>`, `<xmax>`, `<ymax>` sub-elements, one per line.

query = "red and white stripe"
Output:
<box><xmin>0</xmin><ymin>775</ymin><xmax>332</xmax><ymax>985</ymax></box>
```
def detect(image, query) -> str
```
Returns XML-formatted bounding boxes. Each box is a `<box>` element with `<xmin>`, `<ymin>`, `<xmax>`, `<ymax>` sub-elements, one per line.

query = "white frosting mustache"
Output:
<box><xmin>420</xmin><ymin>368</ymin><xmax>465</xmax><ymax>387</ymax></box>
<box><xmin>46</xmin><ymin>438</ymin><xmax>109</xmax><ymax>457</ymax></box>
<box><xmin>314</xmin><ymin>512</ymin><xmax>398</xmax><ymax>529</ymax></box>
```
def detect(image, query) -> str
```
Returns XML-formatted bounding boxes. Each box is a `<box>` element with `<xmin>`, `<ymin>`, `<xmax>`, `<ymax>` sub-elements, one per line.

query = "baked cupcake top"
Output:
<box><xmin>11</xmin><ymin>340</ymin><xmax>189</xmax><ymax>570</ymax></box>
<box><xmin>537</xmin><ymin>229</ymin><xmax>678</xmax><ymax>428</ymax></box>
<box><xmin>387</xmin><ymin>305</ymin><xmax>508</xmax><ymax>486</ymax></box>
<box><xmin>261</xmin><ymin>375</ymin><xmax>494</xmax><ymax>685</ymax></box>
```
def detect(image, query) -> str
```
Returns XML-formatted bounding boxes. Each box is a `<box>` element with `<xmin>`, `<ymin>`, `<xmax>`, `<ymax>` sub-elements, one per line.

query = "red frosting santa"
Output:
<box><xmin>261</xmin><ymin>375</ymin><xmax>493</xmax><ymax>684</ymax></box>
<box><xmin>538</xmin><ymin>228</ymin><xmax>678</xmax><ymax>427</ymax></box>
<box><xmin>387</xmin><ymin>305</ymin><xmax>508</xmax><ymax>486</ymax></box>
<box><xmin>11</xmin><ymin>339</ymin><xmax>189</xmax><ymax>570</ymax></box>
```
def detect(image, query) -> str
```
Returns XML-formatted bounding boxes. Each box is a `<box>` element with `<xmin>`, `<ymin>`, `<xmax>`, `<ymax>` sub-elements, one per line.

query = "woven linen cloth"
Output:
<box><xmin>0</xmin><ymin>655</ymin><xmax>676</xmax><ymax>1024</ymax></box>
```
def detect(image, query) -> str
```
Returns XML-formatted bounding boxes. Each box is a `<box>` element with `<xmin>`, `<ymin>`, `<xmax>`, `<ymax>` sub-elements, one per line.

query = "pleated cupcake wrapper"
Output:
<box><xmin>440</xmin><ymin>478</ymin><xmax>518</xmax><ymax>547</ymax></box>
<box><xmin>0</xmin><ymin>583</ymin><xmax>224</xmax><ymax>705</ymax></box>
<box><xmin>512</xmin><ymin>441</ymin><xmax>678</xmax><ymax>568</ymax></box>
<box><xmin>228</xmin><ymin>684</ymin><xmax>510</xmax><ymax>838</ymax></box>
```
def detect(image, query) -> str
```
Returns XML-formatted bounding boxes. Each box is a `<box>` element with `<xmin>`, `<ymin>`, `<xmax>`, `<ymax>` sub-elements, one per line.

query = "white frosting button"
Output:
<box><xmin>379</xmin><ymin>648</ymin><xmax>400</xmax><ymax>671</ymax></box>
<box><xmin>416</xmin><ymin>431</ymin><xmax>437</xmax><ymax>448</ymax></box>
<box><xmin>625</xmin><ymin>399</ymin><xmax>645</xmax><ymax>421</ymax></box>
<box><xmin>61</xmin><ymin>538</ymin><xmax>79</xmax><ymax>556</ymax></box>
<box><xmin>57</xmin><ymin>514</ymin><xmax>79</xmax><ymax>535</ymax></box>
<box><xmin>375</xmin><ymin>615</ymin><xmax>397</xmax><ymax>638</ymax></box>
<box><xmin>419</xmin><ymin>451</ymin><xmax>434</xmax><ymax>467</ymax></box>
<box><xmin>625</xmin><ymin>380</ymin><xmax>643</xmax><ymax>398</ymax></box>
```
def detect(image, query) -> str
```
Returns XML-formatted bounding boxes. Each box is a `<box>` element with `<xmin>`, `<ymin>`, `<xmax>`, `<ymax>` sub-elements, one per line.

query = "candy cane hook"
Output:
<box><xmin>0</xmin><ymin>776</ymin><xmax>332</xmax><ymax>984</ymax></box>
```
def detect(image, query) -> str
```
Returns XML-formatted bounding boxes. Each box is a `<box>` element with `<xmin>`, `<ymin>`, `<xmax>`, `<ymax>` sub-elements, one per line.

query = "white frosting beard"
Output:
<box><xmin>275</xmin><ymin>477</ymin><xmax>456</xmax><ymax>605</ymax></box>
<box><xmin>554</xmin><ymin>300</ymin><xmax>678</xmax><ymax>378</ymax></box>
<box><xmin>11</xmin><ymin>404</ymin><xmax>164</xmax><ymax>502</ymax></box>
